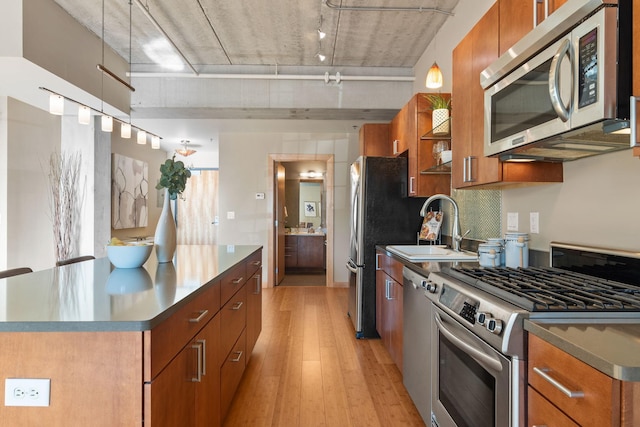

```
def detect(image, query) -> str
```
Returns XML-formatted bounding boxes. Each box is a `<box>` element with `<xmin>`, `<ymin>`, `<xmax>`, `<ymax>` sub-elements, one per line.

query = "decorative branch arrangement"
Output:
<box><xmin>47</xmin><ymin>151</ymin><xmax>85</xmax><ymax>263</ymax></box>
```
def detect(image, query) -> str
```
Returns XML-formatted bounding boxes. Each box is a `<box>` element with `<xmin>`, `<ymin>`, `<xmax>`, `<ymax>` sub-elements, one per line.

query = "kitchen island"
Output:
<box><xmin>0</xmin><ymin>244</ymin><xmax>262</xmax><ymax>427</ymax></box>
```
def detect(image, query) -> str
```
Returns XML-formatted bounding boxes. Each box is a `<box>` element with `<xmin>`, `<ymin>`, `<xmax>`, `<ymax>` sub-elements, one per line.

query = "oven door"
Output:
<box><xmin>430</xmin><ymin>306</ymin><xmax>511</xmax><ymax>427</ymax></box>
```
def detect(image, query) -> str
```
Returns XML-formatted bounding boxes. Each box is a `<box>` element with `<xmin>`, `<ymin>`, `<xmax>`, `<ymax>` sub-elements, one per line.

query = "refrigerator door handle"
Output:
<box><xmin>346</xmin><ymin>259</ymin><xmax>359</xmax><ymax>274</ymax></box>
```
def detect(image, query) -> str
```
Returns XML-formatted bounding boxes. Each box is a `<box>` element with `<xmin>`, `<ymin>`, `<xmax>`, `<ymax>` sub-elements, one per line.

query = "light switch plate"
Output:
<box><xmin>507</xmin><ymin>212</ymin><xmax>519</xmax><ymax>231</ymax></box>
<box><xmin>5</xmin><ymin>378</ymin><xmax>50</xmax><ymax>407</ymax></box>
<box><xmin>227</xmin><ymin>211</ymin><xmax>235</xmax><ymax>219</ymax></box>
<box><xmin>530</xmin><ymin>212</ymin><xmax>540</xmax><ymax>234</ymax></box>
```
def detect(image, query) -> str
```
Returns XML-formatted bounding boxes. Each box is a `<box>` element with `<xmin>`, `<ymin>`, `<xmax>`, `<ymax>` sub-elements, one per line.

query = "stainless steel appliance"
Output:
<box><xmin>346</xmin><ymin>156</ymin><xmax>426</xmax><ymax>338</ymax></box>
<box><xmin>482</xmin><ymin>0</ymin><xmax>633</xmax><ymax>162</ymax></box>
<box><xmin>422</xmin><ymin>242</ymin><xmax>640</xmax><ymax>427</ymax></box>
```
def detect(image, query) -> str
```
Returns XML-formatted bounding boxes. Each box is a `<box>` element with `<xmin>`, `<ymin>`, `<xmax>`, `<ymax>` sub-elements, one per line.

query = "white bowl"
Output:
<box><xmin>107</xmin><ymin>244</ymin><xmax>153</xmax><ymax>268</ymax></box>
<box><xmin>105</xmin><ymin>267</ymin><xmax>153</xmax><ymax>294</ymax></box>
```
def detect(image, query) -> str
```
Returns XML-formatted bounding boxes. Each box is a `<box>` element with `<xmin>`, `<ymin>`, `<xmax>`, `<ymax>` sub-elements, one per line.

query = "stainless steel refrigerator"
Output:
<box><xmin>346</xmin><ymin>156</ymin><xmax>427</xmax><ymax>338</ymax></box>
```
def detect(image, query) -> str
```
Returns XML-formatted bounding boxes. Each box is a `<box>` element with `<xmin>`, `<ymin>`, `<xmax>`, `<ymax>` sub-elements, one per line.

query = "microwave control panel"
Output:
<box><xmin>578</xmin><ymin>27</ymin><xmax>598</xmax><ymax>109</ymax></box>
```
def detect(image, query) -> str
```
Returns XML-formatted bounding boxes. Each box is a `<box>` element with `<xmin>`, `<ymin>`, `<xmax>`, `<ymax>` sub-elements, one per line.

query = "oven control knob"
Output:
<box><xmin>486</xmin><ymin>318</ymin><xmax>503</xmax><ymax>334</ymax></box>
<box><xmin>424</xmin><ymin>281</ymin><xmax>437</xmax><ymax>293</ymax></box>
<box><xmin>475</xmin><ymin>312</ymin><xmax>488</xmax><ymax>325</ymax></box>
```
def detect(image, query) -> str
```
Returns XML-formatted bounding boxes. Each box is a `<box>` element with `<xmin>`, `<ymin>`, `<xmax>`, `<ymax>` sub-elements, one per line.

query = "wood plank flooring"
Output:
<box><xmin>223</xmin><ymin>286</ymin><xmax>426</xmax><ymax>427</ymax></box>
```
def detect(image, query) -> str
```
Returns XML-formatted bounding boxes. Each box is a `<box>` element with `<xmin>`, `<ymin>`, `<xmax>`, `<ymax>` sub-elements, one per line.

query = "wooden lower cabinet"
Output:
<box><xmin>246</xmin><ymin>267</ymin><xmax>262</xmax><ymax>356</ymax></box>
<box><xmin>145</xmin><ymin>313</ymin><xmax>221</xmax><ymax>427</ymax></box>
<box><xmin>375</xmin><ymin>250</ymin><xmax>404</xmax><ymax>372</ymax></box>
<box><xmin>285</xmin><ymin>235</ymin><xmax>325</xmax><ymax>272</ymax></box>
<box><xmin>527</xmin><ymin>334</ymin><xmax>640</xmax><ymax>426</ymax></box>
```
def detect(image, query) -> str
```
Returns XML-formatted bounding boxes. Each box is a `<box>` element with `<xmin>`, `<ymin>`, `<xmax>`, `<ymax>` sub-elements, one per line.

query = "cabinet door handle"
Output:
<box><xmin>232</xmin><ymin>301</ymin><xmax>244</xmax><ymax>310</ymax></box>
<box><xmin>465</xmin><ymin>156</ymin><xmax>476</xmax><ymax>182</ymax></box>
<box><xmin>254</xmin><ymin>274</ymin><xmax>261</xmax><ymax>294</ymax></box>
<box><xmin>393</xmin><ymin>139</ymin><xmax>399</xmax><ymax>154</ymax></box>
<box><xmin>409</xmin><ymin>176</ymin><xmax>416</xmax><ymax>195</ymax></box>
<box><xmin>196</xmin><ymin>339</ymin><xmax>207</xmax><ymax>375</ymax></box>
<box><xmin>191</xmin><ymin>342</ymin><xmax>203</xmax><ymax>382</ymax></box>
<box><xmin>231</xmin><ymin>351</ymin><xmax>243</xmax><ymax>362</ymax></box>
<box><xmin>631</xmin><ymin>96</ymin><xmax>639</xmax><ymax>147</ymax></box>
<box><xmin>375</xmin><ymin>253</ymin><xmax>381</xmax><ymax>270</ymax></box>
<box><xmin>189</xmin><ymin>309</ymin><xmax>209</xmax><ymax>323</ymax></box>
<box><xmin>232</xmin><ymin>277</ymin><xmax>244</xmax><ymax>285</ymax></box>
<box><xmin>532</xmin><ymin>367</ymin><xmax>584</xmax><ymax>398</ymax></box>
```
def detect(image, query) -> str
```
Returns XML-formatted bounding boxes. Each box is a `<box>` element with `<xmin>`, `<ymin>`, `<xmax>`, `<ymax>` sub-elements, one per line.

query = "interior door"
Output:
<box><xmin>274</xmin><ymin>163</ymin><xmax>286</xmax><ymax>285</ymax></box>
<box><xmin>176</xmin><ymin>169</ymin><xmax>219</xmax><ymax>244</ymax></box>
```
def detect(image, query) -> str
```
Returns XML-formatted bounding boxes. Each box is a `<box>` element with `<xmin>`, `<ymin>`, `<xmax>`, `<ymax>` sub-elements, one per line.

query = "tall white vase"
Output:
<box><xmin>154</xmin><ymin>189</ymin><xmax>176</xmax><ymax>263</ymax></box>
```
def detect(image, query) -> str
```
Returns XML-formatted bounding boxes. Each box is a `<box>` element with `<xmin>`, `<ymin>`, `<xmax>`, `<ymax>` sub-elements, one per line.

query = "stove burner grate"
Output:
<box><xmin>447</xmin><ymin>267</ymin><xmax>640</xmax><ymax>312</ymax></box>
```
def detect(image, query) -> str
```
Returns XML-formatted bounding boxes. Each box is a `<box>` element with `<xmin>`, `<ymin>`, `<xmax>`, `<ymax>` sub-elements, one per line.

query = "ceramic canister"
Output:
<box><xmin>478</xmin><ymin>243</ymin><xmax>503</xmax><ymax>268</ymax></box>
<box><xmin>486</xmin><ymin>238</ymin><xmax>506</xmax><ymax>266</ymax></box>
<box><xmin>504</xmin><ymin>232</ymin><xmax>529</xmax><ymax>268</ymax></box>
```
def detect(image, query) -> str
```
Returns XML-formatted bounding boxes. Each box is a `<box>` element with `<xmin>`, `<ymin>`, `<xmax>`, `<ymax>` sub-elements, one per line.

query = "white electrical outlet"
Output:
<box><xmin>507</xmin><ymin>212</ymin><xmax>519</xmax><ymax>231</ymax></box>
<box><xmin>5</xmin><ymin>378</ymin><xmax>50</xmax><ymax>407</ymax></box>
<box><xmin>530</xmin><ymin>212</ymin><xmax>540</xmax><ymax>234</ymax></box>
<box><xmin>255</xmin><ymin>192</ymin><xmax>265</xmax><ymax>200</ymax></box>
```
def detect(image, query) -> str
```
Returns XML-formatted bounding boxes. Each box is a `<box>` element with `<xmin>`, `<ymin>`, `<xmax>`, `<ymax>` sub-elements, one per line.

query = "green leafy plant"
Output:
<box><xmin>424</xmin><ymin>93</ymin><xmax>451</xmax><ymax>110</ymax></box>
<box><xmin>155</xmin><ymin>155</ymin><xmax>192</xmax><ymax>200</ymax></box>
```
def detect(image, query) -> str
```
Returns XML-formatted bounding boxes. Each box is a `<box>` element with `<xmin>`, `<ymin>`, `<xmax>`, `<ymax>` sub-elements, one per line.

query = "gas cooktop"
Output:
<box><xmin>446</xmin><ymin>266</ymin><xmax>640</xmax><ymax>312</ymax></box>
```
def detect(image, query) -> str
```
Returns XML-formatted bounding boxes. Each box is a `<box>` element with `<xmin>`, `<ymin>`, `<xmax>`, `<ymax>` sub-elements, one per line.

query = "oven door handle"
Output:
<box><xmin>434</xmin><ymin>312</ymin><xmax>503</xmax><ymax>373</ymax></box>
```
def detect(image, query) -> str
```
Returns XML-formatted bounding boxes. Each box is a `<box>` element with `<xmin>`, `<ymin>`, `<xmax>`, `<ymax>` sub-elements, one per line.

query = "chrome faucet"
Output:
<box><xmin>420</xmin><ymin>194</ymin><xmax>467</xmax><ymax>252</ymax></box>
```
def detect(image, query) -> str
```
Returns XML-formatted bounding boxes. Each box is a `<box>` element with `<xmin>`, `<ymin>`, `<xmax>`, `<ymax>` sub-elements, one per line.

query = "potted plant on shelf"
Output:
<box><xmin>424</xmin><ymin>93</ymin><xmax>451</xmax><ymax>136</ymax></box>
<box><xmin>154</xmin><ymin>155</ymin><xmax>192</xmax><ymax>262</ymax></box>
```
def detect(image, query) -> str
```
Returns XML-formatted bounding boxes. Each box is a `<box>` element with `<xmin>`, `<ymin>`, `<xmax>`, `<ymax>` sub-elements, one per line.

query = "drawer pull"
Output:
<box><xmin>191</xmin><ymin>342</ymin><xmax>203</xmax><ymax>382</ymax></box>
<box><xmin>232</xmin><ymin>277</ymin><xmax>244</xmax><ymax>285</ymax></box>
<box><xmin>196</xmin><ymin>339</ymin><xmax>207</xmax><ymax>375</ymax></box>
<box><xmin>251</xmin><ymin>260</ymin><xmax>262</xmax><ymax>267</ymax></box>
<box><xmin>533</xmin><ymin>367</ymin><xmax>584</xmax><ymax>398</ymax></box>
<box><xmin>189</xmin><ymin>310</ymin><xmax>209</xmax><ymax>323</ymax></box>
<box><xmin>231</xmin><ymin>351</ymin><xmax>243</xmax><ymax>362</ymax></box>
<box><xmin>232</xmin><ymin>301</ymin><xmax>244</xmax><ymax>310</ymax></box>
<box><xmin>254</xmin><ymin>274</ymin><xmax>261</xmax><ymax>294</ymax></box>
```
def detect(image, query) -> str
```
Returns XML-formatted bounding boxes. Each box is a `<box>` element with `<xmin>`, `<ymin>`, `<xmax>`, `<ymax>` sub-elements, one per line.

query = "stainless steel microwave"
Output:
<box><xmin>482</xmin><ymin>0</ymin><xmax>632</xmax><ymax>162</ymax></box>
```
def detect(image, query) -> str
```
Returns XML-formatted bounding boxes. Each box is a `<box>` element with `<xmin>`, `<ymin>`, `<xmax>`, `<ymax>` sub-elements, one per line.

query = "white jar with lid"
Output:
<box><xmin>486</xmin><ymin>238</ymin><xmax>505</xmax><ymax>266</ymax></box>
<box><xmin>504</xmin><ymin>232</ymin><xmax>529</xmax><ymax>268</ymax></box>
<box><xmin>478</xmin><ymin>243</ymin><xmax>503</xmax><ymax>268</ymax></box>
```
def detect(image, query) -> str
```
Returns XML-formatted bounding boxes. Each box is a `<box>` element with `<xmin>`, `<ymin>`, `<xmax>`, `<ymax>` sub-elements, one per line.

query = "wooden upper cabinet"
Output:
<box><xmin>499</xmin><ymin>0</ymin><xmax>569</xmax><ymax>55</ymax></box>
<box><xmin>390</xmin><ymin>93</ymin><xmax>451</xmax><ymax>197</ymax></box>
<box><xmin>359</xmin><ymin>123</ymin><xmax>391</xmax><ymax>156</ymax></box>
<box><xmin>451</xmin><ymin>2</ymin><xmax>563</xmax><ymax>189</ymax></box>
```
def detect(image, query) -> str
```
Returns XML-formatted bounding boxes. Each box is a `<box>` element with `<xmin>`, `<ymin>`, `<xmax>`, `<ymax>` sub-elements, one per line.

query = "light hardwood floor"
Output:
<box><xmin>223</xmin><ymin>286</ymin><xmax>426</xmax><ymax>427</ymax></box>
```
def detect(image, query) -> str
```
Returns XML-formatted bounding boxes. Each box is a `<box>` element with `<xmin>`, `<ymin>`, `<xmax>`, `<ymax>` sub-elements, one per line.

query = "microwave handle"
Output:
<box><xmin>548</xmin><ymin>38</ymin><xmax>573</xmax><ymax>122</ymax></box>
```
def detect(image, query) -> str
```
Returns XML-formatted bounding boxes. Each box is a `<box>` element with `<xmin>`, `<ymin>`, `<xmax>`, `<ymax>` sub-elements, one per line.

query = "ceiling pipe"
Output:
<box><xmin>323</xmin><ymin>0</ymin><xmax>455</xmax><ymax>15</ymax></box>
<box><xmin>128</xmin><ymin>72</ymin><xmax>415</xmax><ymax>82</ymax></box>
<box><xmin>133</xmin><ymin>0</ymin><xmax>199</xmax><ymax>76</ymax></box>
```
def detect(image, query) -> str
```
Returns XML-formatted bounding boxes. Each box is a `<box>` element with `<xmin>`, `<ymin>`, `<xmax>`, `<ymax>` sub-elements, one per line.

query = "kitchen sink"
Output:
<box><xmin>386</xmin><ymin>245</ymin><xmax>478</xmax><ymax>262</ymax></box>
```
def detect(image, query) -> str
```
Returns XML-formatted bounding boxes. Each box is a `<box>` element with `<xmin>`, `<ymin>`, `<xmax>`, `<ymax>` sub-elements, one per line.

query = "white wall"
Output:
<box><xmin>218</xmin><ymin>130</ymin><xmax>358</xmax><ymax>285</ymax></box>
<box><xmin>503</xmin><ymin>150</ymin><xmax>640</xmax><ymax>252</ymax></box>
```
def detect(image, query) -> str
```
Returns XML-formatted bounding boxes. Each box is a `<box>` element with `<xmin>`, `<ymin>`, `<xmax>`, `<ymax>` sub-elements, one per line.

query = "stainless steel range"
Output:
<box><xmin>417</xmin><ymin>242</ymin><xmax>640</xmax><ymax>427</ymax></box>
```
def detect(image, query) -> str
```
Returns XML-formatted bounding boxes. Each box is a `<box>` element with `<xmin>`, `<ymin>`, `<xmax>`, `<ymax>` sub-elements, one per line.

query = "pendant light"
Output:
<box><xmin>101</xmin><ymin>115</ymin><xmax>113</xmax><ymax>132</ymax></box>
<box><xmin>151</xmin><ymin>135</ymin><xmax>160</xmax><ymax>149</ymax></box>
<box><xmin>426</xmin><ymin>62</ymin><xmax>443</xmax><ymax>89</ymax></box>
<box><xmin>120</xmin><ymin>122</ymin><xmax>131</xmax><ymax>138</ymax></box>
<box><xmin>78</xmin><ymin>105</ymin><xmax>91</xmax><ymax>124</ymax></box>
<box><xmin>49</xmin><ymin>94</ymin><xmax>64</xmax><ymax>115</ymax></box>
<box><xmin>137</xmin><ymin>130</ymin><xmax>147</xmax><ymax>144</ymax></box>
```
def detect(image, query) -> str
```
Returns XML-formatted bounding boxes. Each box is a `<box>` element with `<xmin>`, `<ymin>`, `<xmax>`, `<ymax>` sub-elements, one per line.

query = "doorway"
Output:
<box><xmin>267</xmin><ymin>154</ymin><xmax>334</xmax><ymax>288</ymax></box>
<box><xmin>175</xmin><ymin>168</ymin><xmax>219</xmax><ymax>245</ymax></box>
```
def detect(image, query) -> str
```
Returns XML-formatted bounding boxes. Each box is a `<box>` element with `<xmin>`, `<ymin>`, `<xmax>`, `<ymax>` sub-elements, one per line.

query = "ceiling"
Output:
<box><xmin>52</xmin><ymin>0</ymin><xmax>459</xmax><ymax>72</ymax></box>
<box><xmin>48</xmin><ymin>0</ymin><xmax>460</xmax><ymax>153</ymax></box>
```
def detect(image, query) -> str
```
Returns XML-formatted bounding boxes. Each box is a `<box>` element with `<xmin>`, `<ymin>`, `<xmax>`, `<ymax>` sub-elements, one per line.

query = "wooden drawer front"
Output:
<box><xmin>220</xmin><ymin>284</ymin><xmax>247</xmax><ymax>360</ymax></box>
<box><xmin>145</xmin><ymin>283</ymin><xmax>220</xmax><ymax>381</ymax></box>
<box><xmin>221</xmin><ymin>329</ymin><xmax>247</xmax><ymax>421</ymax></box>
<box><xmin>220</xmin><ymin>262</ymin><xmax>247</xmax><ymax>305</ymax></box>
<box><xmin>246</xmin><ymin>249</ymin><xmax>262</xmax><ymax>276</ymax></box>
<box><xmin>528</xmin><ymin>334</ymin><xmax>620</xmax><ymax>426</ymax></box>
<box><xmin>377</xmin><ymin>251</ymin><xmax>404</xmax><ymax>283</ymax></box>
<box><xmin>528</xmin><ymin>386</ymin><xmax>579</xmax><ymax>427</ymax></box>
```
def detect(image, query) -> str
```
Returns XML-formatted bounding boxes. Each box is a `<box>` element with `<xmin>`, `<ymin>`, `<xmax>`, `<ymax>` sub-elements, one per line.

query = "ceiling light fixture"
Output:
<box><xmin>300</xmin><ymin>171</ymin><xmax>323</xmax><ymax>178</ymax></box>
<box><xmin>101</xmin><ymin>115</ymin><xmax>113</xmax><ymax>132</ymax></box>
<box><xmin>175</xmin><ymin>140</ymin><xmax>197</xmax><ymax>157</ymax></box>
<box><xmin>137</xmin><ymin>130</ymin><xmax>147</xmax><ymax>145</ymax></box>
<box><xmin>318</xmin><ymin>29</ymin><xmax>326</xmax><ymax>40</ymax></box>
<box><xmin>120</xmin><ymin>122</ymin><xmax>131</xmax><ymax>138</ymax></box>
<box><xmin>49</xmin><ymin>94</ymin><xmax>64</xmax><ymax>115</ymax></box>
<box><xmin>426</xmin><ymin>61</ymin><xmax>443</xmax><ymax>89</ymax></box>
<box><xmin>317</xmin><ymin>52</ymin><xmax>326</xmax><ymax>62</ymax></box>
<box><xmin>39</xmin><ymin>87</ymin><xmax>162</xmax><ymax>148</ymax></box>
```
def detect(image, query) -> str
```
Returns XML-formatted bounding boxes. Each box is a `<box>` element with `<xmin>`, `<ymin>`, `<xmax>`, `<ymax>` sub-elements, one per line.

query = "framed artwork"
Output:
<box><xmin>112</xmin><ymin>154</ymin><xmax>149</xmax><ymax>229</ymax></box>
<box><xmin>304</xmin><ymin>201</ymin><xmax>317</xmax><ymax>217</ymax></box>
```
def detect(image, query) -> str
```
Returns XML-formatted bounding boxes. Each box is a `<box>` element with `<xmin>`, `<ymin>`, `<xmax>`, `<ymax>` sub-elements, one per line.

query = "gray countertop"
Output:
<box><xmin>524</xmin><ymin>320</ymin><xmax>640</xmax><ymax>382</ymax></box>
<box><xmin>0</xmin><ymin>245</ymin><xmax>262</xmax><ymax>333</ymax></box>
